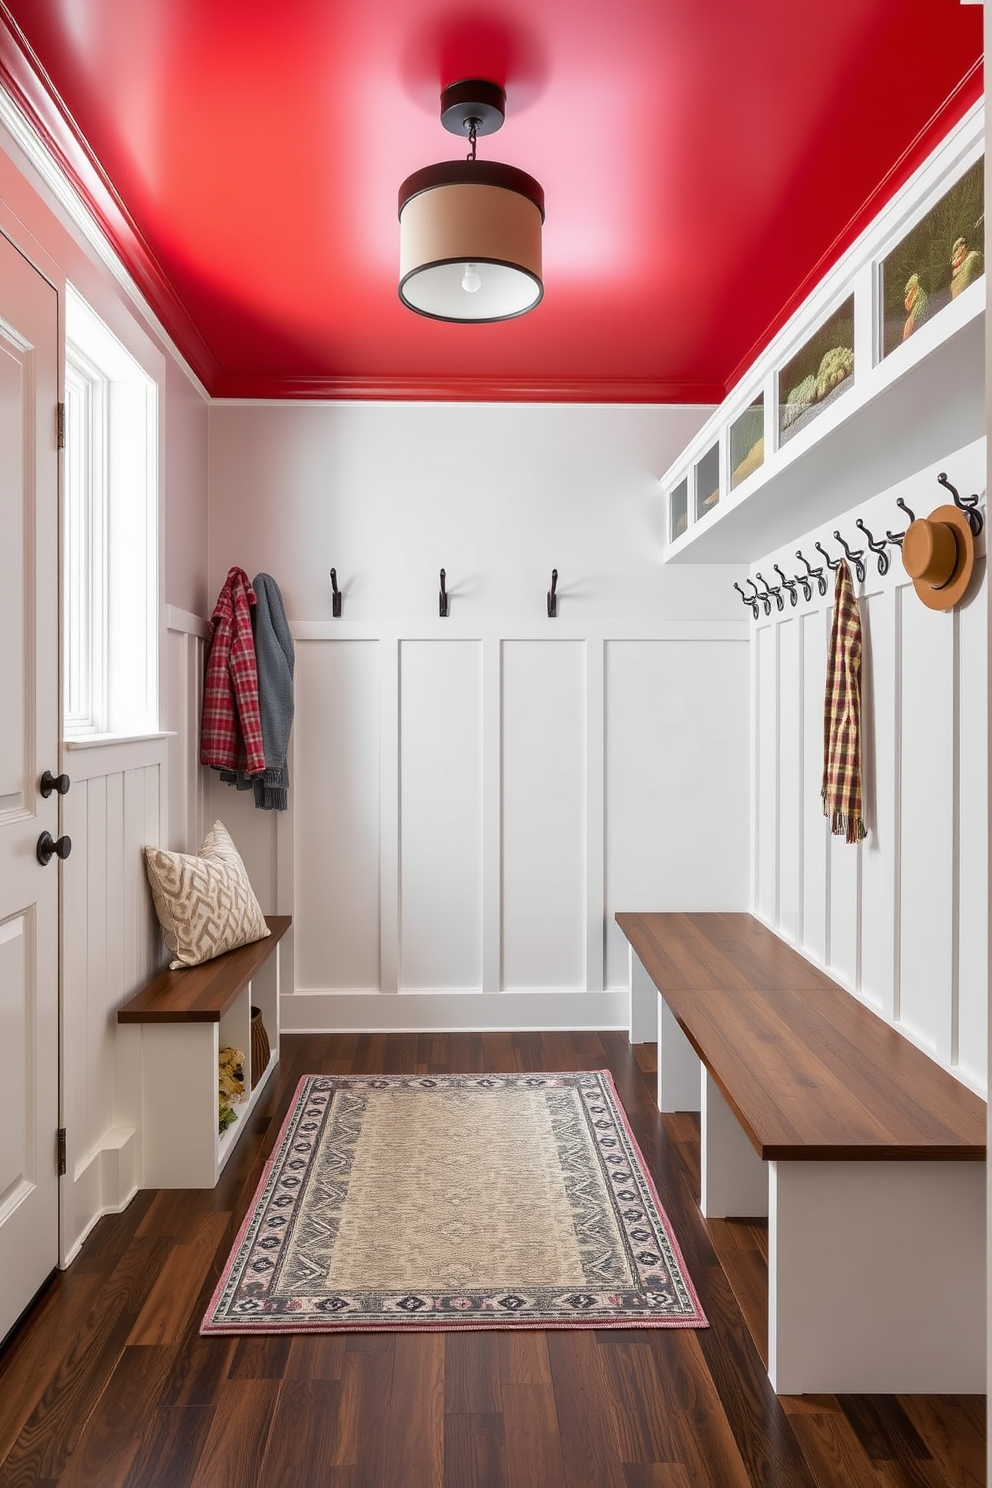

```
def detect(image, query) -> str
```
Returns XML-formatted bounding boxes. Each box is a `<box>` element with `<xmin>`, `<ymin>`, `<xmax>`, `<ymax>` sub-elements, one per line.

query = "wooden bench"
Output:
<box><xmin>118</xmin><ymin>915</ymin><xmax>291</xmax><ymax>1189</ymax></box>
<box><xmin>616</xmin><ymin>910</ymin><xmax>986</xmax><ymax>1394</ymax></box>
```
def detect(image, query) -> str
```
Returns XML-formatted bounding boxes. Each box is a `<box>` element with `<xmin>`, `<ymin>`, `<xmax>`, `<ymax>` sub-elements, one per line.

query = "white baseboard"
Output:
<box><xmin>280</xmin><ymin>988</ymin><xmax>629</xmax><ymax>1033</ymax></box>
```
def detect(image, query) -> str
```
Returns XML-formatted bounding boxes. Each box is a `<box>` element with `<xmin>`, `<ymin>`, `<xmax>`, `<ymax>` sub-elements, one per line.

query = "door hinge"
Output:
<box><xmin>56</xmin><ymin>401</ymin><xmax>65</xmax><ymax>450</ymax></box>
<box><xmin>57</xmin><ymin>1127</ymin><xmax>67</xmax><ymax>1177</ymax></box>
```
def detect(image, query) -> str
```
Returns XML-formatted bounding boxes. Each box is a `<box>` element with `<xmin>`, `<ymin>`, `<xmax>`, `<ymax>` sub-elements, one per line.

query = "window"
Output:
<box><xmin>64</xmin><ymin>287</ymin><xmax>158</xmax><ymax>736</ymax></box>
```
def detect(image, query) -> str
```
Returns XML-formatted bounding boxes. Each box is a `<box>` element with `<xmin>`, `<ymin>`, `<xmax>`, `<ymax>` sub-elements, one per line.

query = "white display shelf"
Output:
<box><xmin>663</xmin><ymin>106</ymin><xmax>985</xmax><ymax>566</ymax></box>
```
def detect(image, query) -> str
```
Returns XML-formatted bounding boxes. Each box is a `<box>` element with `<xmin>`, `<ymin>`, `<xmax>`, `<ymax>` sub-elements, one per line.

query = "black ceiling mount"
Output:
<box><xmin>440</xmin><ymin>79</ymin><xmax>506</xmax><ymax>137</ymax></box>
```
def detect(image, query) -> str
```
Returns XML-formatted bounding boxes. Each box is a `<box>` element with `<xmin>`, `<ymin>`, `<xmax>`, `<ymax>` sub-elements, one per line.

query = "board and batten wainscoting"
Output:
<box><xmin>748</xmin><ymin>435</ymin><xmax>987</xmax><ymax>1094</ymax></box>
<box><xmin>209</xmin><ymin>619</ymin><xmax>750</xmax><ymax>1032</ymax></box>
<box><xmin>59</xmin><ymin>735</ymin><xmax>165</xmax><ymax>1263</ymax></box>
<box><xmin>204</xmin><ymin>402</ymin><xmax>752</xmax><ymax>1033</ymax></box>
<box><xmin>56</xmin><ymin>606</ymin><xmax>208</xmax><ymax>1263</ymax></box>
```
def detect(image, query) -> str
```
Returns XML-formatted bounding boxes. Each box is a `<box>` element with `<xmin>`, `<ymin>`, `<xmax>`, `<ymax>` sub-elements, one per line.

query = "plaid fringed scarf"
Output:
<box><xmin>822</xmin><ymin>560</ymin><xmax>867</xmax><ymax>843</ymax></box>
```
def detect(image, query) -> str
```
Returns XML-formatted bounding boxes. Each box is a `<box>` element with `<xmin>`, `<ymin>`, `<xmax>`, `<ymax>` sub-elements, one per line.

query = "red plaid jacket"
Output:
<box><xmin>201</xmin><ymin>567</ymin><xmax>266</xmax><ymax>774</ymax></box>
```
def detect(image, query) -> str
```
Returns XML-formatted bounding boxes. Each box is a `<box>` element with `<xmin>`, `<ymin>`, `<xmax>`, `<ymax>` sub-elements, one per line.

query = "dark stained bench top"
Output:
<box><xmin>616</xmin><ymin>911</ymin><xmax>986</xmax><ymax>1163</ymax></box>
<box><xmin>117</xmin><ymin>916</ymin><xmax>291</xmax><ymax>1024</ymax></box>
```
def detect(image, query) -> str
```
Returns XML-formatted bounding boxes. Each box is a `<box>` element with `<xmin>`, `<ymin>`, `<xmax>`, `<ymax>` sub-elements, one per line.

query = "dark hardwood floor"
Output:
<box><xmin>0</xmin><ymin>1032</ymin><xmax>984</xmax><ymax>1487</ymax></box>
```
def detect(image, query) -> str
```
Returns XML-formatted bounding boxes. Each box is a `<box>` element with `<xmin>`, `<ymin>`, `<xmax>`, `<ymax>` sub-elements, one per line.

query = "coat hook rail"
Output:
<box><xmin>329</xmin><ymin>567</ymin><xmax>342</xmax><ymax>617</ymax></box>
<box><xmin>439</xmin><ymin>568</ymin><xmax>448</xmax><ymax>617</ymax></box>
<box><xmin>755</xmin><ymin>571</ymin><xmax>784</xmax><ymax>613</ymax></box>
<box><xmin>855</xmin><ymin>520</ymin><xmax>890</xmax><ymax>576</ymax></box>
<box><xmin>936</xmin><ymin>471</ymin><xmax>984</xmax><ymax>537</ymax></box>
<box><xmin>774</xmin><ymin>563</ymin><xmax>799</xmax><ymax>606</ymax></box>
<box><xmin>833</xmin><ymin>530</ymin><xmax>866</xmax><ymax>584</ymax></box>
<box><xmin>547</xmin><ymin>568</ymin><xmax>558</xmax><ymax>618</ymax></box>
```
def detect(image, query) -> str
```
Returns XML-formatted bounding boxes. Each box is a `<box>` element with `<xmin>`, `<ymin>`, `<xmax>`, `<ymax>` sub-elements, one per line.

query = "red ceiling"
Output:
<box><xmin>0</xmin><ymin>0</ymin><xmax>982</xmax><ymax>401</ymax></box>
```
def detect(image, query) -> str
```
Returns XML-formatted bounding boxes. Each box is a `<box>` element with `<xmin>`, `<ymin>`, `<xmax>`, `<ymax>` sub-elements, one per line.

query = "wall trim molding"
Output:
<box><xmin>166</xmin><ymin>604</ymin><xmax>209</xmax><ymax>639</ymax></box>
<box><xmin>291</xmin><ymin>619</ymin><xmax>749</xmax><ymax>643</ymax></box>
<box><xmin>280</xmin><ymin>988</ymin><xmax>630</xmax><ymax>1034</ymax></box>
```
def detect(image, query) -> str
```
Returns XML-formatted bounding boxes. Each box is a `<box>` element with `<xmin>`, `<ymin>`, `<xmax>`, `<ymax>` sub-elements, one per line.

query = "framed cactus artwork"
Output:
<box><xmin>880</xmin><ymin>155</ymin><xmax>984</xmax><ymax>359</ymax></box>
<box><xmin>778</xmin><ymin>297</ymin><xmax>855</xmax><ymax>446</ymax></box>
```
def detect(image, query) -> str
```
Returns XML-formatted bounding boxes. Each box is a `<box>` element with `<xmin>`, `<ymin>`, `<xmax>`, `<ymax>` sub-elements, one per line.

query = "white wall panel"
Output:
<box><xmin>205</xmin><ymin>402</ymin><xmax>751</xmax><ymax>1030</ymax></box>
<box><xmin>755</xmin><ymin>624</ymin><xmax>778</xmax><ymax>924</ymax></box>
<box><xmin>749</xmin><ymin>436</ymin><xmax>986</xmax><ymax>1093</ymax></box>
<box><xmin>401</xmin><ymin>640</ymin><xmax>482</xmax><ymax>989</ymax></box>
<box><xmin>957</xmin><ymin>573</ymin><xmax>988</xmax><ymax>1084</ymax></box>
<box><xmin>502</xmin><ymin>641</ymin><xmax>585</xmax><ymax>990</ymax></box>
<box><xmin>165</xmin><ymin>611</ymin><xmax>207</xmax><ymax>852</ymax></box>
<box><xmin>777</xmin><ymin>618</ymin><xmax>802</xmax><ymax>945</ymax></box>
<box><xmin>800</xmin><ymin>608</ymin><xmax>829</xmax><ymax>965</ymax></box>
<box><xmin>858</xmin><ymin>590</ymin><xmax>896</xmax><ymax>1015</ymax></box>
<box><xmin>827</xmin><ymin>827</ymin><xmax>860</xmax><ymax>991</ymax></box>
<box><xmin>604</xmin><ymin>638</ymin><xmax>750</xmax><ymax>989</ymax></box>
<box><xmin>295</xmin><ymin>640</ymin><xmax>381</xmax><ymax>991</ymax></box>
<box><xmin>899</xmin><ymin>593</ymin><xmax>955</xmax><ymax>1057</ymax></box>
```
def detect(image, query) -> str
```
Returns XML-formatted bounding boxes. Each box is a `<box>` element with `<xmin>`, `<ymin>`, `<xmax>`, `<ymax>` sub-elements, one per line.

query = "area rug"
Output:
<box><xmin>201</xmin><ymin>1071</ymin><xmax>706</xmax><ymax>1333</ymax></box>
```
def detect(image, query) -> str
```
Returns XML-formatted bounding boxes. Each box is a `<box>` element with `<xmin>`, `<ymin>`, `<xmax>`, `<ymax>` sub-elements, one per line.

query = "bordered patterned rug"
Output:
<box><xmin>202</xmin><ymin>1071</ymin><xmax>707</xmax><ymax>1333</ymax></box>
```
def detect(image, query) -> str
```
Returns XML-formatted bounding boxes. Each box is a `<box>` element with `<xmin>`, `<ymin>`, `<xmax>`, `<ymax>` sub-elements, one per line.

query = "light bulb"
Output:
<box><xmin>461</xmin><ymin>263</ymin><xmax>482</xmax><ymax>294</ymax></box>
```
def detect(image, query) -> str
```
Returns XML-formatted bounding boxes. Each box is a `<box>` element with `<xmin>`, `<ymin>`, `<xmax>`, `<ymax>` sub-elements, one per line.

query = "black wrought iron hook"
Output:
<box><xmin>796</xmin><ymin>550</ymin><xmax>827</xmax><ymax>598</ymax></box>
<box><xmin>855</xmin><ymin>519</ymin><xmax>890</xmax><ymax>577</ymax></box>
<box><xmin>936</xmin><ymin>471</ymin><xmax>985</xmax><ymax>537</ymax></box>
<box><xmin>814</xmin><ymin>540</ymin><xmax>843</xmax><ymax>574</ymax></box>
<box><xmin>329</xmin><ymin>567</ymin><xmax>342</xmax><ymax>617</ymax></box>
<box><xmin>886</xmin><ymin>498</ymin><xmax>915</xmax><ymax>548</ymax></box>
<box><xmin>439</xmin><ymin>568</ymin><xmax>448</xmax><ymax>618</ymax></box>
<box><xmin>547</xmin><ymin>568</ymin><xmax>558</xmax><ymax>618</ymax></box>
<box><xmin>733</xmin><ymin>581</ymin><xmax>759</xmax><ymax>619</ymax></box>
<box><xmin>749</xmin><ymin>577</ymin><xmax>772</xmax><ymax>617</ymax></box>
<box><xmin>774</xmin><ymin>564</ymin><xmax>799</xmax><ymax>607</ymax></box>
<box><xmin>833</xmin><ymin>530</ymin><xmax>866</xmax><ymax>584</ymax></box>
<box><xmin>755</xmin><ymin>571</ymin><xmax>784</xmax><ymax>613</ymax></box>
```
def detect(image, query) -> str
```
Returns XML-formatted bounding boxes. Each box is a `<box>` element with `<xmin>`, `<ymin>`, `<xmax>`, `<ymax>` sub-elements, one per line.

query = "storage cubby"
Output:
<box><xmin>730</xmin><ymin>396</ymin><xmax>764</xmax><ymax>490</ymax></box>
<box><xmin>661</xmin><ymin>110</ymin><xmax>984</xmax><ymax>564</ymax></box>
<box><xmin>694</xmin><ymin>442</ymin><xmax>720</xmax><ymax>520</ymax></box>
<box><xmin>670</xmin><ymin>475</ymin><xmax>688</xmax><ymax>541</ymax></box>
<box><xmin>118</xmin><ymin>917</ymin><xmax>290</xmax><ymax>1188</ymax></box>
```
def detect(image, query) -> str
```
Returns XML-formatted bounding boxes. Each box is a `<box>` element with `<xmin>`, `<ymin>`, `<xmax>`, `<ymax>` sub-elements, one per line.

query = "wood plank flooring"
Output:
<box><xmin>0</xmin><ymin>1032</ymin><xmax>983</xmax><ymax>1488</ymax></box>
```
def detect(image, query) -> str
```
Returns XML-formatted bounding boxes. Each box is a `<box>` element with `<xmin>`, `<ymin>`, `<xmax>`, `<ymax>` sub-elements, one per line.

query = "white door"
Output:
<box><xmin>0</xmin><ymin>230</ymin><xmax>61</xmax><ymax>1343</ymax></box>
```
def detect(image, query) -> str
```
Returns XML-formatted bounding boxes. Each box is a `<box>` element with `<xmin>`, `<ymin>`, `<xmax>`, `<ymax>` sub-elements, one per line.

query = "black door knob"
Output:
<box><xmin>40</xmin><ymin>770</ymin><xmax>71</xmax><ymax>798</ymax></box>
<box><xmin>37</xmin><ymin>832</ymin><xmax>72</xmax><ymax>866</ymax></box>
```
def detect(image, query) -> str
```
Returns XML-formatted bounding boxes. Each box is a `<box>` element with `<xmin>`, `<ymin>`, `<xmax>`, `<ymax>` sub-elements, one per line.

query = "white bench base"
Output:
<box><xmin>630</xmin><ymin>946</ymin><xmax>987</xmax><ymax>1394</ymax></box>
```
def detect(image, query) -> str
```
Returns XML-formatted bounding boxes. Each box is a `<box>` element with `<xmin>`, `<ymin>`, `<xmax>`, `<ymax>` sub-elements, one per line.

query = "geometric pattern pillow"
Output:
<box><xmin>143</xmin><ymin>820</ymin><xmax>270</xmax><ymax>969</ymax></box>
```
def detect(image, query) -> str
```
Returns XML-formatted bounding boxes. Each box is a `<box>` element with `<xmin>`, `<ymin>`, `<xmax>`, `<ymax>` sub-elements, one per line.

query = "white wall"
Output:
<box><xmin>207</xmin><ymin>403</ymin><xmax>752</xmax><ymax>1030</ymax></box>
<box><xmin>749</xmin><ymin>436</ymin><xmax>987</xmax><ymax>1094</ymax></box>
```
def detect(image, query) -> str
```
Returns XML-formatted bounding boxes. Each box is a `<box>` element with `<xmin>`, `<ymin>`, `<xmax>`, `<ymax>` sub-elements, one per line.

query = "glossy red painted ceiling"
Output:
<box><xmin>0</xmin><ymin>0</ymin><xmax>982</xmax><ymax>401</ymax></box>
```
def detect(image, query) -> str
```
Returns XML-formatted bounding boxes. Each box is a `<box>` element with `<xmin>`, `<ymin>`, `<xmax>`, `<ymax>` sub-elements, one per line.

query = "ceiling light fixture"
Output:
<box><xmin>398</xmin><ymin>79</ymin><xmax>545</xmax><ymax>323</ymax></box>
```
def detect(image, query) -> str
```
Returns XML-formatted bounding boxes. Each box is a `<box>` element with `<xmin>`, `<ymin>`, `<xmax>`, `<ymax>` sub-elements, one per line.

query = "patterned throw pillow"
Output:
<box><xmin>143</xmin><ymin>821</ymin><xmax>270</xmax><ymax>969</ymax></box>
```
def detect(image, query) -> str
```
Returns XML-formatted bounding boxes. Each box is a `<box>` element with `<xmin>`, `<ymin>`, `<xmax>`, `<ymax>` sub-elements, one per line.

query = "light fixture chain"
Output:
<box><xmin>466</xmin><ymin>120</ymin><xmax>478</xmax><ymax>162</ymax></box>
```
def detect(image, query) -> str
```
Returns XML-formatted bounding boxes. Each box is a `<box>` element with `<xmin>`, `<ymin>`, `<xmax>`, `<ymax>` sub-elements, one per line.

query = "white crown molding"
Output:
<box><xmin>0</xmin><ymin>83</ymin><xmax>209</xmax><ymax>401</ymax></box>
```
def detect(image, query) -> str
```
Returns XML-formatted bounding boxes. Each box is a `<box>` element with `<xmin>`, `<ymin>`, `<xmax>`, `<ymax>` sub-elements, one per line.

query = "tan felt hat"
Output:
<box><xmin>901</xmin><ymin>504</ymin><xmax>975</xmax><ymax>610</ymax></box>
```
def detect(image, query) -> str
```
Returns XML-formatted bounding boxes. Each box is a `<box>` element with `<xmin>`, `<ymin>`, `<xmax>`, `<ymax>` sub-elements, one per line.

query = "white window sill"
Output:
<box><xmin>64</xmin><ymin>731</ymin><xmax>176</xmax><ymax>749</ymax></box>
